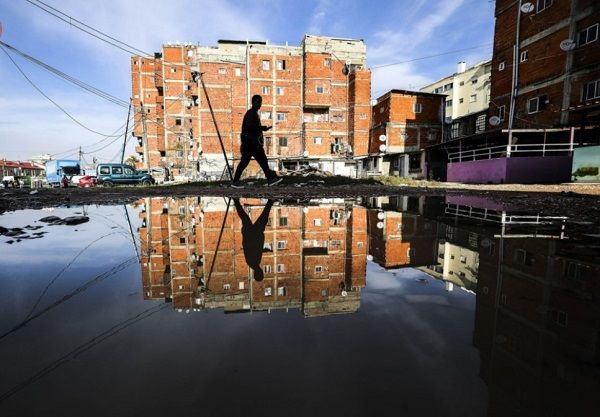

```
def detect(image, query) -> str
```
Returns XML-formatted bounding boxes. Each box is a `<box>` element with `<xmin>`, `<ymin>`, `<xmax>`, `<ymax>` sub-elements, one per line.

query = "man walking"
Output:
<box><xmin>234</xmin><ymin>198</ymin><xmax>273</xmax><ymax>281</ymax></box>
<box><xmin>231</xmin><ymin>95</ymin><xmax>282</xmax><ymax>188</ymax></box>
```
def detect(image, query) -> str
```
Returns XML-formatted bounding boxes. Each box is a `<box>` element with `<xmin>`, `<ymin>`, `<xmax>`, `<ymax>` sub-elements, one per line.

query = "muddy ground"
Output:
<box><xmin>1</xmin><ymin>177</ymin><xmax>599</xmax><ymax>222</ymax></box>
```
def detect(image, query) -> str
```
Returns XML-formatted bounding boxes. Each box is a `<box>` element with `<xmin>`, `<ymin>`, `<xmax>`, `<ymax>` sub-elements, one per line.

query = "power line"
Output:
<box><xmin>0</xmin><ymin>44</ymin><xmax>127</xmax><ymax>138</ymax></box>
<box><xmin>370</xmin><ymin>43</ymin><xmax>493</xmax><ymax>69</ymax></box>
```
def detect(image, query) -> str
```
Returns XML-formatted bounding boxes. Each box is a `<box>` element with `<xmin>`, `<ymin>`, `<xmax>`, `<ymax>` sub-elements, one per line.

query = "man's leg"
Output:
<box><xmin>233</xmin><ymin>150</ymin><xmax>252</xmax><ymax>182</ymax></box>
<box><xmin>252</xmin><ymin>145</ymin><xmax>274</xmax><ymax>180</ymax></box>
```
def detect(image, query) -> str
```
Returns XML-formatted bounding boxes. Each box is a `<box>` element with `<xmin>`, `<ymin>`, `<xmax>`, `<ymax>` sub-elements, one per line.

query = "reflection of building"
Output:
<box><xmin>474</xmin><ymin>233</ymin><xmax>600</xmax><ymax>416</ymax></box>
<box><xmin>366</xmin><ymin>196</ymin><xmax>438</xmax><ymax>269</ymax></box>
<box><xmin>131</xmin><ymin>35</ymin><xmax>371</xmax><ymax>180</ymax></box>
<box><xmin>138</xmin><ymin>197</ymin><xmax>368</xmax><ymax>317</ymax></box>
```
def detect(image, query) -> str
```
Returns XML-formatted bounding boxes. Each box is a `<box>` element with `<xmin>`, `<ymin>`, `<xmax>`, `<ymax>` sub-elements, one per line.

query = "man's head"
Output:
<box><xmin>251</xmin><ymin>94</ymin><xmax>262</xmax><ymax>110</ymax></box>
<box><xmin>252</xmin><ymin>266</ymin><xmax>264</xmax><ymax>281</ymax></box>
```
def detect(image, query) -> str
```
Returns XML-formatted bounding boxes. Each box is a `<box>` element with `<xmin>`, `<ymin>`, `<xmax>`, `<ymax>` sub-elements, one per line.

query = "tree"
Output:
<box><xmin>125</xmin><ymin>155</ymin><xmax>139</xmax><ymax>166</ymax></box>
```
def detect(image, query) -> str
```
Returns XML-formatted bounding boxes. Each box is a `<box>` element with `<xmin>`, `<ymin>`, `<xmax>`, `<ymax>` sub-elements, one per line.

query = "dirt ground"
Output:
<box><xmin>1</xmin><ymin>177</ymin><xmax>599</xmax><ymax>222</ymax></box>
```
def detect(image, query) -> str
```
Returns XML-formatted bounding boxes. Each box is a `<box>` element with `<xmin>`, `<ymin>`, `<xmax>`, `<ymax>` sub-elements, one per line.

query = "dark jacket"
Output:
<box><xmin>241</xmin><ymin>108</ymin><xmax>268</xmax><ymax>145</ymax></box>
<box><xmin>234</xmin><ymin>199</ymin><xmax>273</xmax><ymax>269</ymax></box>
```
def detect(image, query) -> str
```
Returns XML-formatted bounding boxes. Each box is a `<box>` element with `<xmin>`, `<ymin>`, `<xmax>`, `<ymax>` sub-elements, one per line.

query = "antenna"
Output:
<box><xmin>559</xmin><ymin>39</ymin><xmax>576</xmax><ymax>51</ymax></box>
<box><xmin>489</xmin><ymin>116</ymin><xmax>501</xmax><ymax>126</ymax></box>
<box><xmin>520</xmin><ymin>2</ymin><xmax>534</xmax><ymax>13</ymax></box>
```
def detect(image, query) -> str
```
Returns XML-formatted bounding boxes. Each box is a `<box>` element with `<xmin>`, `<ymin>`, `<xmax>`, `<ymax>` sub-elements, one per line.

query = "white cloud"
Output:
<box><xmin>307</xmin><ymin>0</ymin><xmax>332</xmax><ymax>35</ymax></box>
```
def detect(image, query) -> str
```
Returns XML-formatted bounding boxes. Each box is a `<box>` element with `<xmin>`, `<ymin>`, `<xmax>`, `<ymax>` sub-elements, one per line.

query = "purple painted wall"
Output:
<box><xmin>447</xmin><ymin>156</ymin><xmax>572</xmax><ymax>184</ymax></box>
<box><xmin>447</xmin><ymin>159</ymin><xmax>507</xmax><ymax>184</ymax></box>
<box><xmin>446</xmin><ymin>195</ymin><xmax>508</xmax><ymax>211</ymax></box>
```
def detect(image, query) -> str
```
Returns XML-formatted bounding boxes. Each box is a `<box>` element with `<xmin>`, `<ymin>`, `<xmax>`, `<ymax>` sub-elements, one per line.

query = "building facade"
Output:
<box><xmin>368</xmin><ymin>90</ymin><xmax>445</xmax><ymax>178</ymax></box>
<box><xmin>131</xmin><ymin>35</ymin><xmax>371</xmax><ymax>181</ymax></box>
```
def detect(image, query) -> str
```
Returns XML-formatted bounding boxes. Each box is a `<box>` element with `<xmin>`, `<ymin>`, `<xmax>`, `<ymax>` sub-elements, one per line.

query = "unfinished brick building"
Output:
<box><xmin>131</xmin><ymin>35</ymin><xmax>371</xmax><ymax>180</ymax></box>
<box><xmin>368</xmin><ymin>90</ymin><xmax>445</xmax><ymax>179</ymax></box>
<box><xmin>440</xmin><ymin>0</ymin><xmax>600</xmax><ymax>184</ymax></box>
<box><xmin>138</xmin><ymin>197</ymin><xmax>368</xmax><ymax>316</ymax></box>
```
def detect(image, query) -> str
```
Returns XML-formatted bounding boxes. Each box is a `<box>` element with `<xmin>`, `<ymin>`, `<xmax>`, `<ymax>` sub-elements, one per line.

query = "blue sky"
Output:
<box><xmin>0</xmin><ymin>0</ymin><xmax>495</xmax><ymax>162</ymax></box>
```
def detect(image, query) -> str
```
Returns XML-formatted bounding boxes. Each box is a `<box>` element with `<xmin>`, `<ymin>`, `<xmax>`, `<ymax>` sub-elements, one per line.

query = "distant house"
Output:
<box><xmin>0</xmin><ymin>159</ymin><xmax>45</xmax><ymax>178</ymax></box>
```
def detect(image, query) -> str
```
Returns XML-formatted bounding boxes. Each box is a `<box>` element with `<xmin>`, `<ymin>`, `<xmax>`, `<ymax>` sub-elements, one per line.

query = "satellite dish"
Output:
<box><xmin>377</xmin><ymin>211</ymin><xmax>385</xmax><ymax>220</ymax></box>
<box><xmin>341</xmin><ymin>290</ymin><xmax>348</xmax><ymax>297</ymax></box>
<box><xmin>520</xmin><ymin>2</ymin><xmax>534</xmax><ymax>13</ymax></box>
<box><xmin>379</xmin><ymin>134</ymin><xmax>387</xmax><ymax>142</ymax></box>
<box><xmin>559</xmin><ymin>39</ymin><xmax>576</xmax><ymax>51</ymax></box>
<box><xmin>489</xmin><ymin>116</ymin><xmax>501</xmax><ymax>126</ymax></box>
<box><xmin>377</xmin><ymin>221</ymin><xmax>384</xmax><ymax>229</ymax></box>
<box><xmin>303</xmin><ymin>150</ymin><xmax>309</xmax><ymax>157</ymax></box>
<box><xmin>367</xmin><ymin>254</ymin><xmax>373</xmax><ymax>261</ymax></box>
<box><xmin>379</xmin><ymin>144</ymin><xmax>387</xmax><ymax>152</ymax></box>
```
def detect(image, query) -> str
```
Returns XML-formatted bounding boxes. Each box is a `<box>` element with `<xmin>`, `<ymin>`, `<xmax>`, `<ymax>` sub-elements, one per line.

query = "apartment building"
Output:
<box><xmin>367</xmin><ymin>90</ymin><xmax>445</xmax><ymax>178</ymax></box>
<box><xmin>490</xmin><ymin>0</ymin><xmax>600</xmax><ymax>131</ymax></box>
<box><xmin>131</xmin><ymin>35</ymin><xmax>371</xmax><ymax>180</ymax></box>
<box><xmin>138</xmin><ymin>197</ymin><xmax>368</xmax><ymax>316</ymax></box>
<box><xmin>421</xmin><ymin>60</ymin><xmax>492</xmax><ymax>140</ymax></box>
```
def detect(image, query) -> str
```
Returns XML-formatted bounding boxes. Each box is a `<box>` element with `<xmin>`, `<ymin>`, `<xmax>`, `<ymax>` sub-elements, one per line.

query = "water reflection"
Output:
<box><xmin>1</xmin><ymin>196</ymin><xmax>598</xmax><ymax>415</ymax></box>
<box><xmin>138</xmin><ymin>197</ymin><xmax>368</xmax><ymax>317</ymax></box>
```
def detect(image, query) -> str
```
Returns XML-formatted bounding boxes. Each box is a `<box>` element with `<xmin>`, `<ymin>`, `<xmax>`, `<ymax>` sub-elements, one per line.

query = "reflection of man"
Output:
<box><xmin>234</xmin><ymin>198</ymin><xmax>273</xmax><ymax>281</ymax></box>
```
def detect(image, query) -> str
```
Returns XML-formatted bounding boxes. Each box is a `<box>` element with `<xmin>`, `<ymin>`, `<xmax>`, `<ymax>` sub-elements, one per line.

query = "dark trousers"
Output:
<box><xmin>233</xmin><ymin>140</ymin><xmax>273</xmax><ymax>181</ymax></box>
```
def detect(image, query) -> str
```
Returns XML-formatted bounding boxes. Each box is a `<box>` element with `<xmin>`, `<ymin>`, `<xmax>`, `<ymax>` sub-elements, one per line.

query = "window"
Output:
<box><xmin>170</xmin><ymin>68</ymin><xmax>176</xmax><ymax>73</ymax></box>
<box><xmin>537</xmin><ymin>0</ymin><xmax>552</xmax><ymax>12</ymax></box>
<box><xmin>471</xmin><ymin>78</ymin><xmax>478</xmax><ymax>85</ymax></box>
<box><xmin>497</xmin><ymin>105</ymin><xmax>506</xmax><ymax>120</ymax></box>
<box><xmin>316</xmin><ymin>86</ymin><xmax>325</xmax><ymax>94</ymax></box>
<box><xmin>409</xmin><ymin>154</ymin><xmax>421</xmax><ymax>171</ymax></box>
<box><xmin>332</xmin><ymin>114</ymin><xmax>344</xmax><ymax>122</ymax></box>
<box><xmin>176</xmin><ymin>149</ymin><xmax>184</xmax><ymax>158</ymax></box>
<box><xmin>276</xmin><ymin>264</ymin><xmax>285</xmax><ymax>273</ymax></box>
<box><xmin>179</xmin><ymin>237</ymin><xmax>186</xmax><ymax>244</ymax></box>
<box><xmin>260</xmin><ymin>111</ymin><xmax>272</xmax><ymax>120</ymax></box>
<box><xmin>460</xmin><ymin>255</ymin><xmax>467</xmax><ymax>263</ymax></box>
<box><xmin>276</xmin><ymin>87</ymin><xmax>284</xmax><ymax>95</ymax></box>
<box><xmin>262</xmin><ymin>60</ymin><xmax>270</xmax><ymax>70</ymax></box>
<box><xmin>459</xmin><ymin>81</ymin><xmax>465</xmax><ymax>86</ymax></box>
<box><xmin>175</xmin><ymin>118</ymin><xmax>182</xmax><ymax>126</ymax></box>
<box><xmin>428</xmin><ymin>131</ymin><xmax>437</xmax><ymax>141</ymax></box>
<box><xmin>218</xmin><ymin>67</ymin><xmax>226</xmax><ymax>74</ymax></box>
<box><xmin>276</xmin><ymin>60</ymin><xmax>286</xmax><ymax>70</ymax></box>
<box><xmin>413</xmin><ymin>103</ymin><xmax>422</xmax><ymax>113</ymax></box>
<box><xmin>99</xmin><ymin>166</ymin><xmax>110</xmax><ymax>175</ymax></box>
<box><xmin>263</xmin><ymin>265</ymin><xmax>272</xmax><ymax>273</ymax></box>
<box><xmin>434</xmin><ymin>87</ymin><xmax>443</xmax><ymax>94</ymax></box>
<box><xmin>112</xmin><ymin>166</ymin><xmax>123</xmax><ymax>174</ymax></box>
<box><xmin>279</xmin><ymin>216</ymin><xmax>288</xmax><ymax>226</ymax></box>
<box><xmin>579</xmin><ymin>23</ymin><xmax>599</xmax><ymax>47</ymax></box>
<box><xmin>582</xmin><ymin>80</ymin><xmax>600</xmax><ymax>101</ymax></box>
<box><xmin>314</xmin><ymin>218</ymin><xmax>322</xmax><ymax>226</ymax></box>
<box><xmin>360</xmin><ymin>113</ymin><xmax>367</xmax><ymax>119</ymax></box>
<box><xmin>357</xmin><ymin>242</ymin><xmax>364</xmax><ymax>248</ymax></box>
<box><xmin>551</xmin><ymin>310</ymin><xmax>568</xmax><ymax>327</ymax></box>
<box><xmin>277</xmin><ymin>240</ymin><xmax>286</xmax><ymax>249</ymax></box>
<box><xmin>443</xmin><ymin>83</ymin><xmax>453</xmax><ymax>91</ymax></box>
<box><xmin>459</xmin><ymin>98</ymin><xmax>464</xmax><ymax>103</ymax></box>
<box><xmin>315</xmin><ymin>265</ymin><xmax>323</xmax><ymax>273</ymax></box>
<box><xmin>469</xmin><ymin>94</ymin><xmax>477</xmax><ymax>103</ymax></box>
<box><xmin>262</xmin><ymin>86</ymin><xmax>270</xmax><ymax>95</ymax></box>
<box><xmin>264</xmin><ymin>287</ymin><xmax>272</xmax><ymax>296</ymax></box>
<box><xmin>277</xmin><ymin>286</ymin><xmax>286</xmax><ymax>296</ymax></box>
<box><xmin>324</xmin><ymin>58</ymin><xmax>331</xmax><ymax>67</ymax></box>
<box><xmin>499</xmin><ymin>61</ymin><xmax>505</xmax><ymax>71</ymax></box>
<box><xmin>223</xmin><ymin>283</ymin><xmax>231</xmax><ymax>290</ymax></box>
<box><xmin>527</xmin><ymin>95</ymin><xmax>547</xmax><ymax>114</ymax></box>
<box><xmin>520</xmin><ymin>50</ymin><xmax>529</xmax><ymax>62</ymax></box>
<box><xmin>446</xmin><ymin>100</ymin><xmax>453</xmax><ymax>107</ymax></box>
<box><xmin>321</xmin><ymin>289</ymin><xmax>328</xmax><ymax>297</ymax></box>
<box><xmin>514</xmin><ymin>249</ymin><xmax>535</xmax><ymax>265</ymax></box>
<box><xmin>235</xmin><ymin>68</ymin><xmax>241</xmax><ymax>77</ymax></box>
<box><xmin>276</xmin><ymin>112</ymin><xmax>287</xmax><ymax>121</ymax></box>
<box><xmin>239</xmin><ymin>281</ymin><xmax>245</xmax><ymax>290</ymax></box>
<box><xmin>279</xmin><ymin>137</ymin><xmax>288</xmax><ymax>147</ymax></box>
<box><xmin>314</xmin><ymin>136</ymin><xmax>322</xmax><ymax>145</ymax></box>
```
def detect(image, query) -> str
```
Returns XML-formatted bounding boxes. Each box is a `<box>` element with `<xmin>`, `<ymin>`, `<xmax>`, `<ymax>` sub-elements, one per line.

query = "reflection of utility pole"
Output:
<box><xmin>123</xmin><ymin>204</ymin><xmax>140</xmax><ymax>259</ymax></box>
<box><xmin>140</xmin><ymin>103</ymin><xmax>149</xmax><ymax>170</ymax></box>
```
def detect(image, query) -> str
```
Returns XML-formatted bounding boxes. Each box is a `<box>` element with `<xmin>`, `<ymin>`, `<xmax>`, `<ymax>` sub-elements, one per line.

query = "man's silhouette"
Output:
<box><xmin>234</xmin><ymin>198</ymin><xmax>273</xmax><ymax>281</ymax></box>
<box><xmin>231</xmin><ymin>95</ymin><xmax>282</xmax><ymax>188</ymax></box>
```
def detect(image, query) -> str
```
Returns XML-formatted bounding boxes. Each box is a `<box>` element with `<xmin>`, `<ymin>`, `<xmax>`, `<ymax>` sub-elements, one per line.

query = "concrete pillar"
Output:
<box><xmin>402</xmin><ymin>154</ymin><xmax>409</xmax><ymax>177</ymax></box>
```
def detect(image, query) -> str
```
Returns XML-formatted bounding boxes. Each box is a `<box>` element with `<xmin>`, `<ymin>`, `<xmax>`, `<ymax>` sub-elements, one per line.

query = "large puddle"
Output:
<box><xmin>0</xmin><ymin>196</ymin><xmax>598</xmax><ymax>416</ymax></box>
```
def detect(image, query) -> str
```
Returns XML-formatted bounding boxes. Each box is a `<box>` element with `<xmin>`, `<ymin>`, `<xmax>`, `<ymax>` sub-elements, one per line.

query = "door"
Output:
<box><xmin>111</xmin><ymin>165</ymin><xmax>125</xmax><ymax>184</ymax></box>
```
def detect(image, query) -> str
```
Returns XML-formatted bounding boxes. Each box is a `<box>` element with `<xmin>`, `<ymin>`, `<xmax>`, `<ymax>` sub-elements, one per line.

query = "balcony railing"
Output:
<box><xmin>448</xmin><ymin>142</ymin><xmax>574</xmax><ymax>163</ymax></box>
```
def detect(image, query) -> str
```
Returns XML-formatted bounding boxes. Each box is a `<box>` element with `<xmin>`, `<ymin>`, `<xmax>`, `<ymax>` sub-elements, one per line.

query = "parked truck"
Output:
<box><xmin>45</xmin><ymin>159</ymin><xmax>81</xmax><ymax>187</ymax></box>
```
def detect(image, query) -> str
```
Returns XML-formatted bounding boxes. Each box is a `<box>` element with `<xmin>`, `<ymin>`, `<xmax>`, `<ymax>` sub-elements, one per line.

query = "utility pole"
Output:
<box><xmin>121</xmin><ymin>98</ymin><xmax>132</xmax><ymax>164</ymax></box>
<box><xmin>140</xmin><ymin>103</ymin><xmax>150</xmax><ymax>170</ymax></box>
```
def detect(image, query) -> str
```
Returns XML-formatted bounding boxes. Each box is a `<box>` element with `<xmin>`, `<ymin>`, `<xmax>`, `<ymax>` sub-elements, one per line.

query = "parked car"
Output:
<box><xmin>78</xmin><ymin>175</ymin><xmax>97</xmax><ymax>188</ymax></box>
<box><xmin>96</xmin><ymin>164</ymin><xmax>155</xmax><ymax>187</ymax></box>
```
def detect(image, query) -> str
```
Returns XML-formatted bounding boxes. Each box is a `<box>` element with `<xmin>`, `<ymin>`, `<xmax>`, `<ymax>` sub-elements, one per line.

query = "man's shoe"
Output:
<box><xmin>231</xmin><ymin>181</ymin><xmax>245</xmax><ymax>189</ymax></box>
<box><xmin>267</xmin><ymin>176</ymin><xmax>283</xmax><ymax>186</ymax></box>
